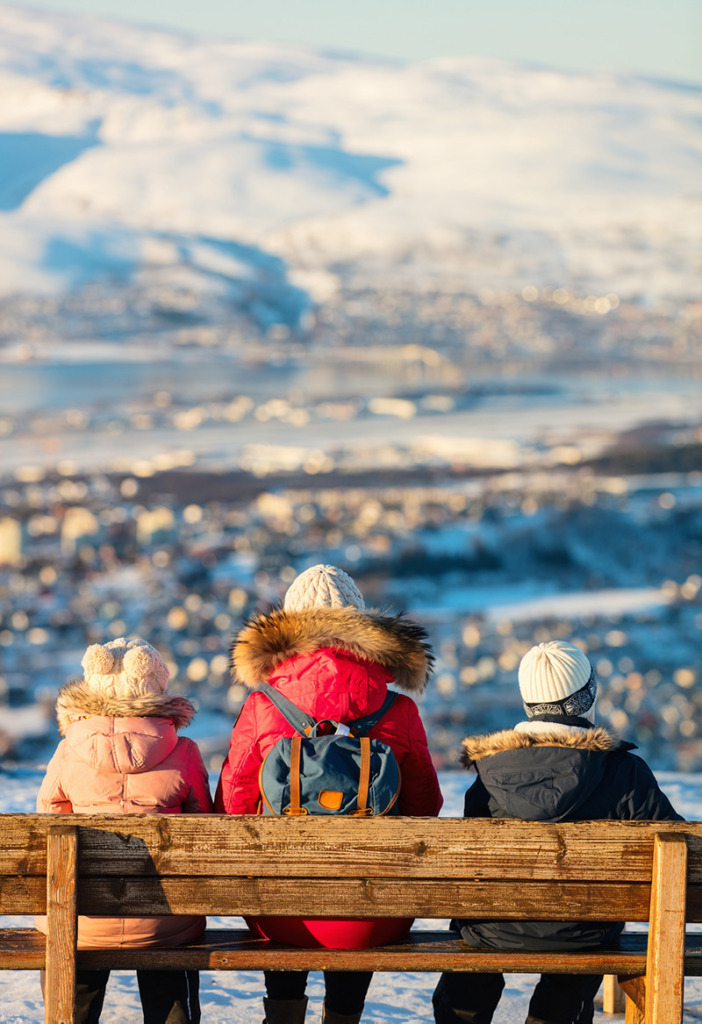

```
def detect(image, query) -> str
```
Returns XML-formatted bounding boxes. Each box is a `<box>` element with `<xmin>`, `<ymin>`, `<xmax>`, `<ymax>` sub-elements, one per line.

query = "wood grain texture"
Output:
<box><xmin>3</xmin><ymin>927</ymin><xmax>702</xmax><ymax>975</ymax></box>
<box><xmin>645</xmin><ymin>833</ymin><xmax>687</xmax><ymax>1024</ymax></box>
<box><xmin>74</xmin><ymin>930</ymin><xmax>702</xmax><ymax>974</ymax></box>
<box><xmin>603</xmin><ymin>974</ymin><xmax>626</xmax><ymax>1012</ymax></box>
<box><xmin>10</xmin><ymin>874</ymin><xmax>698</xmax><ymax>920</ymax></box>
<box><xmin>2</xmin><ymin>813</ymin><xmax>702</xmax><ymax>1021</ymax></box>
<box><xmin>0</xmin><ymin>929</ymin><xmax>46</xmax><ymax>969</ymax></box>
<box><xmin>70</xmin><ymin>876</ymin><xmax>652</xmax><ymax>920</ymax></box>
<box><xmin>0</xmin><ymin>876</ymin><xmax>44</xmax><ymax>914</ymax></box>
<box><xmin>45</xmin><ymin>826</ymin><xmax>77</xmax><ymax>1024</ymax></box>
<box><xmin>3</xmin><ymin>816</ymin><xmax>702</xmax><ymax>881</ymax></box>
<box><xmin>79</xmin><ymin>934</ymin><xmax>658</xmax><ymax>973</ymax></box>
<box><xmin>620</xmin><ymin>975</ymin><xmax>646</xmax><ymax>1024</ymax></box>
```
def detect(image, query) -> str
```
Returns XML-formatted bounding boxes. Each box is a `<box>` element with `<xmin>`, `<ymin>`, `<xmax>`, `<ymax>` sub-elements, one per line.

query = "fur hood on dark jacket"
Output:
<box><xmin>55</xmin><ymin>679</ymin><xmax>196</xmax><ymax>736</ymax></box>
<box><xmin>231</xmin><ymin>606</ymin><xmax>434</xmax><ymax>693</ymax></box>
<box><xmin>461</xmin><ymin>723</ymin><xmax>624</xmax><ymax>769</ymax></box>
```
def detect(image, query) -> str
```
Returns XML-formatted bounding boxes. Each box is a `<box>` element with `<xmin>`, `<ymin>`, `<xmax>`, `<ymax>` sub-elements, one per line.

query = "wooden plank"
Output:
<box><xmin>73</xmin><ymin>930</ymin><xmax>702</xmax><ymax>975</ymax></box>
<box><xmin>72</xmin><ymin>876</ymin><xmax>652</xmax><ymax>920</ymax></box>
<box><xmin>645</xmin><ymin>833</ymin><xmax>687</xmax><ymax>1024</ymax></box>
<box><xmin>45</xmin><ymin>826</ymin><xmax>77</xmax><ymax>1024</ymax></box>
<box><xmin>5</xmin><ymin>878</ymin><xmax>701</xmax><ymax>923</ymax></box>
<box><xmin>620</xmin><ymin>976</ymin><xmax>645</xmax><ymax>1024</ymax></box>
<box><xmin>65</xmin><ymin>818</ymin><xmax>660</xmax><ymax>881</ymax></box>
<box><xmin>0</xmin><ymin>868</ymin><xmax>699</xmax><ymax>925</ymax></box>
<box><xmin>3</xmin><ymin>816</ymin><xmax>702</xmax><ymax>883</ymax></box>
<box><xmin>3</xmin><ymin>925</ymin><xmax>702</xmax><ymax>976</ymax></box>
<box><xmin>5</xmin><ymin>874</ymin><xmax>686</xmax><ymax>920</ymax></box>
<box><xmin>0</xmin><ymin>929</ymin><xmax>46</xmax><ymax>969</ymax></box>
<box><xmin>0</xmin><ymin>876</ymin><xmax>45</xmax><ymax>914</ymax></box>
<box><xmin>603</xmin><ymin>974</ymin><xmax>626</xmax><ymax>1013</ymax></box>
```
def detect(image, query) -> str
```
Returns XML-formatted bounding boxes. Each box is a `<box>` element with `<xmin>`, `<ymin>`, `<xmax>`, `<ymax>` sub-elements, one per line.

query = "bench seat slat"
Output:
<box><xmin>0</xmin><ymin>929</ymin><xmax>46</xmax><ymax>969</ymax></box>
<box><xmin>3</xmin><ymin>929</ymin><xmax>702</xmax><ymax>976</ymax></box>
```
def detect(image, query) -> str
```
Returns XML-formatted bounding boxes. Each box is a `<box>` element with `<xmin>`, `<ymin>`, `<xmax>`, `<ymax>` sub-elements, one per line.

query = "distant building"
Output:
<box><xmin>0</xmin><ymin>517</ymin><xmax>23</xmax><ymax>567</ymax></box>
<box><xmin>61</xmin><ymin>507</ymin><xmax>101</xmax><ymax>557</ymax></box>
<box><xmin>137</xmin><ymin>507</ymin><xmax>177</xmax><ymax>548</ymax></box>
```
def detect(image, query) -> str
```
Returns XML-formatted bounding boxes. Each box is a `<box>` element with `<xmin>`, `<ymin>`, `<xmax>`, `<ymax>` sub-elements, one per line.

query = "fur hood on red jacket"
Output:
<box><xmin>216</xmin><ymin>605</ymin><xmax>442</xmax><ymax>817</ymax></box>
<box><xmin>231</xmin><ymin>605</ymin><xmax>434</xmax><ymax>692</ymax></box>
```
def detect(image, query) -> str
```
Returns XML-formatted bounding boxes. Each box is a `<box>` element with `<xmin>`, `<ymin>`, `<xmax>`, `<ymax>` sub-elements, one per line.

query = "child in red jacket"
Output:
<box><xmin>216</xmin><ymin>564</ymin><xmax>443</xmax><ymax>1024</ymax></box>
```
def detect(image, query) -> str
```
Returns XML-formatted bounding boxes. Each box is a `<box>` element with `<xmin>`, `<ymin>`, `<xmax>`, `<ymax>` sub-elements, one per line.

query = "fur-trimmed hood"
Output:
<box><xmin>461</xmin><ymin>722</ymin><xmax>627</xmax><ymax>768</ymax></box>
<box><xmin>460</xmin><ymin>722</ymin><xmax>634</xmax><ymax>823</ymax></box>
<box><xmin>56</xmin><ymin>678</ymin><xmax>195</xmax><ymax>736</ymax></box>
<box><xmin>231</xmin><ymin>606</ymin><xmax>433</xmax><ymax>692</ymax></box>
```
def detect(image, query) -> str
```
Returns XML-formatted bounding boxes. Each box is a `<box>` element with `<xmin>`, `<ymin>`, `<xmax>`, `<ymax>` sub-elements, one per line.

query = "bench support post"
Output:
<box><xmin>603</xmin><ymin>975</ymin><xmax>625</xmax><ymax>1013</ymax></box>
<box><xmin>619</xmin><ymin>975</ymin><xmax>644</xmax><ymax>1024</ymax></box>
<box><xmin>644</xmin><ymin>832</ymin><xmax>687</xmax><ymax>1024</ymax></box>
<box><xmin>45</xmin><ymin>826</ymin><xmax>78</xmax><ymax>1024</ymax></box>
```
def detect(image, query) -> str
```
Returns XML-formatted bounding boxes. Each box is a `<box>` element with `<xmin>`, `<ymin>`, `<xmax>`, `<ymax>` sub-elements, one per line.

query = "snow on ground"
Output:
<box><xmin>1</xmin><ymin>767</ymin><xmax>701</xmax><ymax>1022</ymax></box>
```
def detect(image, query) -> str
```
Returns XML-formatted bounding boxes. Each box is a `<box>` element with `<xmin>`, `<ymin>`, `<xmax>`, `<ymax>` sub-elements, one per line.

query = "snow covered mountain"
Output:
<box><xmin>1</xmin><ymin>3</ymin><xmax>700</xmax><ymax>316</ymax></box>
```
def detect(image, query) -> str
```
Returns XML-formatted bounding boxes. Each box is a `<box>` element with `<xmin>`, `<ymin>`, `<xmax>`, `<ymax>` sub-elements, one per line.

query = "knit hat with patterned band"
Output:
<box><xmin>518</xmin><ymin>640</ymin><xmax>597</xmax><ymax>728</ymax></box>
<box><xmin>283</xmin><ymin>564</ymin><xmax>365</xmax><ymax>612</ymax></box>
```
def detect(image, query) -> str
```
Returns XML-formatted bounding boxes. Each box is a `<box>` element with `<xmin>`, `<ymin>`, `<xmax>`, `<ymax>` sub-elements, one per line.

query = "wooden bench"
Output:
<box><xmin>1</xmin><ymin>815</ymin><xmax>701</xmax><ymax>1024</ymax></box>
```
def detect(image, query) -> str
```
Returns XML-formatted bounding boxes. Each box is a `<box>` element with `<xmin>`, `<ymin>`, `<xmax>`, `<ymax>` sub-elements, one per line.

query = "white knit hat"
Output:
<box><xmin>80</xmin><ymin>637</ymin><xmax>169</xmax><ymax>699</ymax></box>
<box><xmin>518</xmin><ymin>641</ymin><xmax>596</xmax><ymax>723</ymax></box>
<box><xmin>284</xmin><ymin>564</ymin><xmax>365</xmax><ymax>612</ymax></box>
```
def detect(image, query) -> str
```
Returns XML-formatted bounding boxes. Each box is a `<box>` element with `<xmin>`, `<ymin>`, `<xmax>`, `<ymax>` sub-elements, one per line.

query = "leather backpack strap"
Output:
<box><xmin>258</xmin><ymin>680</ymin><xmax>316</xmax><ymax>736</ymax></box>
<box><xmin>355</xmin><ymin>736</ymin><xmax>372</xmax><ymax>816</ymax></box>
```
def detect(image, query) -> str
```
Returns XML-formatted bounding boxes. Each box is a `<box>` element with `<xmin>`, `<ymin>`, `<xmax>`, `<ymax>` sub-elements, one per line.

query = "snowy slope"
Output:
<box><xmin>1</xmin><ymin>767</ymin><xmax>701</xmax><ymax>1022</ymax></box>
<box><xmin>0</xmin><ymin>3</ymin><xmax>700</xmax><ymax>306</ymax></box>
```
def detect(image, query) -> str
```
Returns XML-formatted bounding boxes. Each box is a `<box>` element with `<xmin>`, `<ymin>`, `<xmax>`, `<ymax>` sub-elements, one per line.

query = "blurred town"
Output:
<box><xmin>1</xmin><ymin>282</ymin><xmax>701</xmax><ymax>774</ymax></box>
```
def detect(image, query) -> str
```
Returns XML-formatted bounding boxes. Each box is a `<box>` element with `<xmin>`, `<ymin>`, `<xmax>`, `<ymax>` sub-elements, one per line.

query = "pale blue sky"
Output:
<box><xmin>9</xmin><ymin>0</ymin><xmax>702</xmax><ymax>83</ymax></box>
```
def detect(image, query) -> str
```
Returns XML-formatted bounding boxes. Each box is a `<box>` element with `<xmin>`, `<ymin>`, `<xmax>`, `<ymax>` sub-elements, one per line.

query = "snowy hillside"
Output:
<box><xmin>0</xmin><ymin>3</ymin><xmax>700</xmax><ymax>310</ymax></box>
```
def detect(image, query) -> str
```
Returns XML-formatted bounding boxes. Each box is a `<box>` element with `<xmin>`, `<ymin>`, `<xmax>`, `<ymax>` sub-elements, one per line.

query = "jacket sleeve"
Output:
<box><xmin>396</xmin><ymin>699</ymin><xmax>443</xmax><ymax>816</ymax></box>
<box><xmin>613</xmin><ymin>752</ymin><xmax>684</xmax><ymax>821</ymax></box>
<box><xmin>214</xmin><ymin>695</ymin><xmax>265</xmax><ymax>814</ymax></box>
<box><xmin>36</xmin><ymin>744</ymin><xmax>72</xmax><ymax>813</ymax></box>
<box><xmin>182</xmin><ymin>739</ymin><xmax>214</xmax><ymax>813</ymax></box>
<box><xmin>463</xmin><ymin>776</ymin><xmax>492</xmax><ymax>818</ymax></box>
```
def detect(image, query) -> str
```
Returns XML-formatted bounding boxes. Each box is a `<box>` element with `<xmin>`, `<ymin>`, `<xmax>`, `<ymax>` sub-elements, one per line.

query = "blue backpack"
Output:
<box><xmin>258</xmin><ymin>681</ymin><xmax>400</xmax><ymax>817</ymax></box>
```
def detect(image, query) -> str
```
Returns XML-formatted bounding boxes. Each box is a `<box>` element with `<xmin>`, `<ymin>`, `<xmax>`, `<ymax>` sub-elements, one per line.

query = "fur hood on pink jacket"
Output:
<box><xmin>36</xmin><ymin>679</ymin><xmax>213</xmax><ymax>949</ymax></box>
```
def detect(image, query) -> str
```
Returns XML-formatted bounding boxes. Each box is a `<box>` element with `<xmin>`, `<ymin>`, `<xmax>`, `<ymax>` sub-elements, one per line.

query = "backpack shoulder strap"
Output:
<box><xmin>258</xmin><ymin>680</ymin><xmax>317</xmax><ymax>736</ymax></box>
<box><xmin>350</xmin><ymin>691</ymin><xmax>398</xmax><ymax>736</ymax></box>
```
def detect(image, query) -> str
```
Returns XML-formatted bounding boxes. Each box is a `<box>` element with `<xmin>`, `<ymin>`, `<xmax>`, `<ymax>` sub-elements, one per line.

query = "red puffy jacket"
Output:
<box><xmin>215</xmin><ymin>606</ymin><xmax>443</xmax><ymax>947</ymax></box>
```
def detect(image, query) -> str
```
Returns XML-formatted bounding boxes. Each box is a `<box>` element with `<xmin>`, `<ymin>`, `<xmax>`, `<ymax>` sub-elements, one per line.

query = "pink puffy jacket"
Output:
<box><xmin>36</xmin><ymin>684</ymin><xmax>213</xmax><ymax>949</ymax></box>
<box><xmin>215</xmin><ymin>606</ymin><xmax>443</xmax><ymax>948</ymax></box>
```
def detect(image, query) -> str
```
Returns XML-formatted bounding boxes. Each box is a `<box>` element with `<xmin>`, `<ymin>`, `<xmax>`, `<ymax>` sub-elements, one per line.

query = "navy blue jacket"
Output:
<box><xmin>456</xmin><ymin>722</ymin><xmax>683</xmax><ymax>950</ymax></box>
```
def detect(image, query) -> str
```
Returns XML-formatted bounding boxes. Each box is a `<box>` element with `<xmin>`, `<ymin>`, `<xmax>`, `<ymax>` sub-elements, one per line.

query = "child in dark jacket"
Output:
<box><xmin>433</xmin><ymin>640</ymin><xmax>682</xmax><ymax>1024</ymax></box>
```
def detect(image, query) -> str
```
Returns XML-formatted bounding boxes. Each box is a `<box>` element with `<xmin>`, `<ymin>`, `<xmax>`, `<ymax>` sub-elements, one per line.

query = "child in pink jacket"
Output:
<box><xmin>36</xmin><ymin>637</ymin><xmax>213</xmax><ymax>1024</ymax></box>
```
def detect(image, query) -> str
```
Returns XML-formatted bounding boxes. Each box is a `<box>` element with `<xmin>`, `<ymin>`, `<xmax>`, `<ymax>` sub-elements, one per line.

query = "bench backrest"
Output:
<box><xmin>1</xmin><ymin>814</ymin><xmax>700</xmax><ymax>921</ymax></box>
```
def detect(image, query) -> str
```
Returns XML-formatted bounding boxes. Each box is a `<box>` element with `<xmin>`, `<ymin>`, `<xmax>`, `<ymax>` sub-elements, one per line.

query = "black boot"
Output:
<box><xmin>262</xmin><ymin>997</ymin><xmax>308</xmax><ymax>1024</ymax></box>
<box><xmin>322</xmin><ymin>1006</ymin><xmax>364</xmax><ymax>1024</ymax></box>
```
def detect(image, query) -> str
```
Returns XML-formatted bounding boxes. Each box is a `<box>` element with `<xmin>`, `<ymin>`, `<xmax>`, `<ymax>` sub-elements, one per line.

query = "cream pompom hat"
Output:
<box><xmin>518</xmin><ymin>640</ymin><xmax>596</xmax><ymax>724</ymax></box>
<box><xmin>284</xmin><ymin>564</ymin><xmax>365</xmax><ymax>612</ymax></box>
<box><xmin>79</xmin><ymin>637</ymin><xmax>169</xmax><ymax>699</ymax></box>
